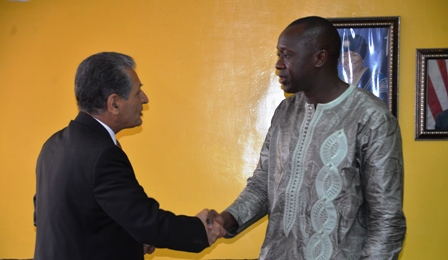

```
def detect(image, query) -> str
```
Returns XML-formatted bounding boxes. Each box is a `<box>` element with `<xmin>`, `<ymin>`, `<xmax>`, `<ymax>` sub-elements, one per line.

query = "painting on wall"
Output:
<box><xmin>328</xmin><ymin>16</ymin><xmax>400</xmax><ymax>117</ymax></box>
<box><xmin>415</xmin><ymin>48</ymin><xmax>448</xmax><ymax>140</ymax></box>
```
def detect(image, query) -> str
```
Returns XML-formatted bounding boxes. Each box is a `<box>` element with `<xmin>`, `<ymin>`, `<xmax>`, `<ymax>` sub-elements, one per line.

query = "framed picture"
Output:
<box><xmin>415</xmin><ymin>48</ymin><xmax>448</xmax><ymax>140</ymax></box>
<box><xmin>328</xmin><ymin>17</ymin><xmax>400</xmax><ymax>117</ymax></box>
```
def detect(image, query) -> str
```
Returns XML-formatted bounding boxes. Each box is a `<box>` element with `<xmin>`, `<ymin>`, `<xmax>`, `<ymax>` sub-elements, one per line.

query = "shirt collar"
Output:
<box><xmin>92</xmin><ymin>117</ymin><xmax>118</xmax><ymax>146</ymax></box>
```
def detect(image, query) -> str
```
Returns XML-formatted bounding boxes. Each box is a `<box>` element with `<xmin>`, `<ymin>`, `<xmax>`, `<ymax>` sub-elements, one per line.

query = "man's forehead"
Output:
<box><xmin>277</xmin><ymin>29</ymin><xmax>305</xmax><ymax>49</ymax></box>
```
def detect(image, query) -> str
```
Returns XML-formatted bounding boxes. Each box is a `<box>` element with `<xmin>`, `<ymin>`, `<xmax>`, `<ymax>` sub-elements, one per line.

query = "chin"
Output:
<box><xmin>131</xmin><ymin>119</ymin><xmax>143</xmax><ymax>128</ymax></box>
<box><xmin>282</xmin><ymin>86</ymin><xmax>298</xmax><ymax>94</ymax></box>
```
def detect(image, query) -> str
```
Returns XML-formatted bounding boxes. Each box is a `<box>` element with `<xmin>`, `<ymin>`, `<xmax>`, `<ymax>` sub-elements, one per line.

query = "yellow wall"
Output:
<box><xmin>1</xmin><ymin>0</ymin><xmax>447</xmax><ymax>259</ymax></box>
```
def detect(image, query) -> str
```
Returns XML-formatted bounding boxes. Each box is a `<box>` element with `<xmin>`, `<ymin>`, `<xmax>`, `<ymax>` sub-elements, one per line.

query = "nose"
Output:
<box><xmin>275</xmin><ymin>59</ymin><xmax>285</xmax><ymax>70</ymax></box>
<box><xmin>141</xmin><ymin>90</ymin><xmax>149</xmax><ymax>104</ymax></box>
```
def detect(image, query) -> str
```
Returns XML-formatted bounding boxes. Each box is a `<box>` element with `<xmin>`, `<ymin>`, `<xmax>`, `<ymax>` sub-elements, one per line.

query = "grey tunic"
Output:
<box><xmin>225</xmin><ymin>85</ymin><xmax>406</xmax><ymax>260</ymax></box>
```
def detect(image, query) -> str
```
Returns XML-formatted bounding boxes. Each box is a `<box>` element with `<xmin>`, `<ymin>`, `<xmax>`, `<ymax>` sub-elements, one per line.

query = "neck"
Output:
<box><xmin>303</xmin><ymin>79</ymin><xmax>349</xmax><ymax>105</ymax></box>
<box><xmin>87</xmin><ymin>112</ymin><xmax>121</xmax><ymax>134</ymax></box>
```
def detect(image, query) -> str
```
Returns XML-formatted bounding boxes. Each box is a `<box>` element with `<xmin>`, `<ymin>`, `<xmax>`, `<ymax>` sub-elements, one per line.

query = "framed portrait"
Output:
<box><xmin>328</xmin><ymin>17</ymin><xmax>400</xmax><ymax>117</ymax></box>
<box><xmin>415</xmin><ymin>48</ymin><xmax>448</xmax><ymax>140</ymax></box>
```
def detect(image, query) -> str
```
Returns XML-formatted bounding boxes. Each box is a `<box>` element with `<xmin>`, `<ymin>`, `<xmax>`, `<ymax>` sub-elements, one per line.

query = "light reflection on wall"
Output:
<box><xmin>240</xmin><ymin>71</ymin><xmax>285</xmax><ymax>180</ymax></box>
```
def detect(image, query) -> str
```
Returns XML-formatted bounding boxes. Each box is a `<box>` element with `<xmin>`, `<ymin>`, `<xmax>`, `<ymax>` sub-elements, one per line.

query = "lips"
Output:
<box><xmin>278</xmin><ymin>75</ymin><xmax>287</xmax><ymax>84</ymax></box>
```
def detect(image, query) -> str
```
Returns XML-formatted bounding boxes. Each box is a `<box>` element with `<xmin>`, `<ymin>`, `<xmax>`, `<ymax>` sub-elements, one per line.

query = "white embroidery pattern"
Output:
<box><xmin>284</xmin><ymin>104</ymin><xmax>314</xmax><ymax>237</ymax></box>
<box><xmin>306</xmin><ymin>129</ymin><xmax>347</xmax><ymax>260</ymax></box>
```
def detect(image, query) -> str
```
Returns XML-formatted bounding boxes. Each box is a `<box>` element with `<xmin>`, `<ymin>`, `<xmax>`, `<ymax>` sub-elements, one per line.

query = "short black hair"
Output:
<box><xmin>287</xmin><ymin>16</ymin><xmax>341</xmax><ymax>65</ymax></box>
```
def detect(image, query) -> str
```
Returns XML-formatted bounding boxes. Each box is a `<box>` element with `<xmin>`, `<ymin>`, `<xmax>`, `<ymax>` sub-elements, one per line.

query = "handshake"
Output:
<box><xmin>143</xmin><ymin>209</ymin><xmax>237</xmax><ymax>255</ymax></box>
<box><xmin>198</xmin><ymin>209</ymin><xmax>228</xmax><ymax>246</ymax></box>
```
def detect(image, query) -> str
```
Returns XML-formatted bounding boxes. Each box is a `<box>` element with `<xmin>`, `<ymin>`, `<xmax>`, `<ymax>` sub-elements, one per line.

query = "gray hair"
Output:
<box><xmin>74</xmin><ymin>52</ymin><xmax>135</xmax><ymax>114</ymax></box>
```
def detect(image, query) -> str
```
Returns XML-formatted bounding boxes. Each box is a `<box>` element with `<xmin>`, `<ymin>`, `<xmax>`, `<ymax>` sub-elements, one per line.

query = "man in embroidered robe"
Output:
<box><xmin>208</xmin><ymin>16</ymin><xmax>406</xmax><ymax>259</ymax></box>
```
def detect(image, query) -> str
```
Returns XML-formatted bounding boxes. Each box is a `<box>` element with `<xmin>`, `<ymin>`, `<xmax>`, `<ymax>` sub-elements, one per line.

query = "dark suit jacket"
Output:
<box><xmin>34</xmin><ymin>112</ymin><xmax>209</xmax><ymax>260</ymax></box>
<box><xmin>435</xmin><ymin>109</ymin><xmax>448</xmax><ymax>130</ymax></box>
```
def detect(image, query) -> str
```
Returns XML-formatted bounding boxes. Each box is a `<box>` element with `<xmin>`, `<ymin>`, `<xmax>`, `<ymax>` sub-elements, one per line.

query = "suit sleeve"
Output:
<box><xmin>92</xmin><ymin>145</ymin><xmax>209</xmax><ymax>253</ymax></box>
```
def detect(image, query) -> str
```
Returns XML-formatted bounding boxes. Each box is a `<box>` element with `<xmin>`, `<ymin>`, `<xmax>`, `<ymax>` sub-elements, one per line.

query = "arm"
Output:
<box><xmin>93</xmin><ymin>146</ymin><xmax>213</xmax><ymax>253</ymax></box>
<box><xmin>208</xmin><ymin>166</ymin><xmax>269</xmax><ymax>238</ymax></box>
<box><xmin>212</xmin><ymin>120</ymin><xmax>276</xmax><ymax>237</ymax></box>
<box><xmin>208</xmin><ymin>99</ymin><xmax>291</xmax><ymax>238</ymax></box>
<box><xmin>144</xmin><ymin>209</ymin><xmax>225</xmax><ymax>255</ymax></box>
<box><xmin>359</xmin><ymin>112</ymin><xmax>406</xmax><ymax>258</ymax></box>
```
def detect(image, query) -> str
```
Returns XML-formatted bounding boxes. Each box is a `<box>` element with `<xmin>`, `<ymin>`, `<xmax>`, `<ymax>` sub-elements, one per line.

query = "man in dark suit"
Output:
<box><xmin>33</xmin><ymin>52</ymin><xmax>225</xmax><ymax>260</ymax></box>
<box><xmin>435</xmin><ymin>109</ymin><xmax>448</xmax><ymax>130</ymax></box>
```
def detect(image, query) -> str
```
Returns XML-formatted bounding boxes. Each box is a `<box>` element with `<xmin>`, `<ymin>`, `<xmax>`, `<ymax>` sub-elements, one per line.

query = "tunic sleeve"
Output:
<box><xmin>358</xmin><ymin>110</ymin><xmax>406</xmax><ymax>259</ymax></box>
<box><xmin>224</xmin><ymin>121</ymin><xmax>273</xmax><ymax>237</ymax></box>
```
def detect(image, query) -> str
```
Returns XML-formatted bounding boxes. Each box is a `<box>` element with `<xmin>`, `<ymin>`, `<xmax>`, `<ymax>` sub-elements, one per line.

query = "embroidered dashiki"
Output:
<box><xmin>225</xmin><ymin>85</ymin><xmax>406</xmax><ymax>260</ymax></box>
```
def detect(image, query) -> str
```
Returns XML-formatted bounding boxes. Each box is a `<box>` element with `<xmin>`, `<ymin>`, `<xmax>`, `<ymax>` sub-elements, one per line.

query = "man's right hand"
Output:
<box><xmin>196</xmin><ymin>209</ymin><xmax>226</xmax><ymax>246</ymax></box>
<box><xmin>206</xmin><ymin>209</ymin><xmax>237</xmax><ymax>231</ymax></box>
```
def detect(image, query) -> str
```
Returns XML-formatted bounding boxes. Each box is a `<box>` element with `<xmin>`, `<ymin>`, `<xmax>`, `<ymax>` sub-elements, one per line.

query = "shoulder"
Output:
<box><xmin>39</xmin><ymin>114</ymin><xmax>119</xmax><ymax>157</ymax></box>
<box><xmin>351</xmin><ymin>87</ymin><xmax>389</xmax><ymax>111</ymax></box>
<box><xmin>276</xmin><ymin>93</ymin><xmax>303</xmax><ymax>111</ymax></box>
<box><xmin>349</xmin><ymin>87</ymin><xmax>397</xmax><ymax>128</ymax></box>
<box><xmin>269</xmin><ymin>93</ymin><xmax>304</xmax><ymax>121</ymax></box>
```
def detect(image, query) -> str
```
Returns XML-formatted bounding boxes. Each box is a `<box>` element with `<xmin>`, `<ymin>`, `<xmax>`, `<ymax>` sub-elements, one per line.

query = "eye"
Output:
<box><xmin>277</xmin><ymin>52</ymin><xmax>291</xmax><ymax>59</ymax></box>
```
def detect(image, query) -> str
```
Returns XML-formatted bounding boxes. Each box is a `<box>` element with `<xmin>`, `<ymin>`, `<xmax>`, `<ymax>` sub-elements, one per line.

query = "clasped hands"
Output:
<box><xmin>143</xmin><ymin>209</ymin><xmax>227</xmax><ymax>255</ymax></box>
<box><xmin>196</xmin><ymin>208</ymin><xmax>227</xmax><ymax>246</ymax></box>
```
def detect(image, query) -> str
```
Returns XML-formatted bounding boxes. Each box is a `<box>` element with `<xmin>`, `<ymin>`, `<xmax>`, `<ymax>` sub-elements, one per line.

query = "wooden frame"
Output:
<box><xmin>415</xmin><ymin>48</ymin><xmax>448</xmax><ymax>140</ymax></box>
<box><xmin>329</xmin><ymin>16</ymin><xmax>400</xmax><ymax>117</ymax></box>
